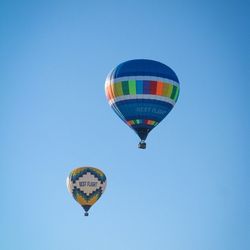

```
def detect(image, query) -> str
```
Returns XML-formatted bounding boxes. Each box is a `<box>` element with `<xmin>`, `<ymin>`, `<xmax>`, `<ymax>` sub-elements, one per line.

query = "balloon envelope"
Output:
<box><xmin>67</xmin><ymin>167</ymin><xmax>107</xmax><ymax>216</ymax></box>
<box><xmin>105</xmin><ymin>59</ymin><xmax>180</xmax><ymax>148</ymax></box>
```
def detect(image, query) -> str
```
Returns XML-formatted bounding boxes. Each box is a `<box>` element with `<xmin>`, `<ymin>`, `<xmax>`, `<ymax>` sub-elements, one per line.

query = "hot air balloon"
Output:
<box><xmin>66</xmin><ymin>167</ymin><xmax>107</xmax><ymax>216</ymax></box>
<box><xmin>105</xmin><ymin>59</ymin><xmax>180</xmax><ymax>149</ymax></box>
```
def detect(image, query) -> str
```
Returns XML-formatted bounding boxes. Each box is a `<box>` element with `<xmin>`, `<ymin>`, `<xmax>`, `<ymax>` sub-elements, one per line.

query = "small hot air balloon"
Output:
<box><xmin>66</xmin><ymin>167</ymin><xmax>107</xmax><ymax>216</ymax></box>
<box><xmin>105</xmin><ymin>59</ymin><xmax>180</xmax><ymax>149</ymax></box>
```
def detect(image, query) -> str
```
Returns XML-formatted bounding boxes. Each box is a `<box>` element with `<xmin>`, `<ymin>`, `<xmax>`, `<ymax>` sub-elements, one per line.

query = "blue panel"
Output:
<box><xmin>143</xmin><ymin>80</ymin><xmax>151</xmax><ymax>94</ymax></box>
<box><xmin>112</xmin><ymin>99</ymin><xmax>173</xmax><ymax>123</ymax></box>
<box><xmin>110</xmin><ymin>59</ymin><xmax>179</xmax><ymax>83</ymax></box>
<box><xmin>132</xmin><ymin>124</ymin><xmax>155</xmax><ymax>129</ymax></box>
<box><xmin>136</xmin><ymin>80</ymin><xmax>143</xmax><ymax>94</ymax></box>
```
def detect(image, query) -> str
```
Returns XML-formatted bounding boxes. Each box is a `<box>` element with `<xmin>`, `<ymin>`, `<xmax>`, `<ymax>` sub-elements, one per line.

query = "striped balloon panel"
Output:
<box><xmin>67</xmin><ymin>167</ymin><xmax>107</xmax><ymax>210</ymax></box>
<box><xmin>106</xmin><ymin>80</ymin><xmax>179</xmax><ymax>103</ymax></box>
<box><xmin>127</xmin><ymin>119</ymin><xmax>158</xmax><ymax>126</ymax></box>
<box><xmin>105</xmin><ymin>74</ymin><xmax>180</xmax><ymax>139</ymax></box>
<box><xmin>111</xmin><ymin>99</ymin><xmax>174</xmax><ymax>131</ymax></box>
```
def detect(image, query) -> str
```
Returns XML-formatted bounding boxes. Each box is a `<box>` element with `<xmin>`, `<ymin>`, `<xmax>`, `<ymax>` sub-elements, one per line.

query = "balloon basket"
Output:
<box><xmin>84</xmin><ymin>212</ymin><xmax>89</xmax><ymax>216</ymax></box>
<box><xmin>138</xmin><ymin>141</ymin><xmax>146</xmax><ymax>149</ymax></box>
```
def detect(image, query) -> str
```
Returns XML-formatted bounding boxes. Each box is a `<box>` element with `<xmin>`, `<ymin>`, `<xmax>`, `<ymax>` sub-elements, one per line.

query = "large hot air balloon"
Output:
<box><xmin>66</xmin><ymin>167</ymin><xmax>107</xmax><ymax>216</ymax></box>
<box><xmin>105</xmin><ymin>59</ymin><xmax>180</xmax><ymax>149</ymax></box>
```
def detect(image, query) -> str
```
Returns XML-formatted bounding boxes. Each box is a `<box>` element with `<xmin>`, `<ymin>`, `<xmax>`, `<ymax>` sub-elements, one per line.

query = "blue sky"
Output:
<box><xmin>0</xmin><ymin>1</ymin><xmax>249</xmax><ymax>250</ymax></box>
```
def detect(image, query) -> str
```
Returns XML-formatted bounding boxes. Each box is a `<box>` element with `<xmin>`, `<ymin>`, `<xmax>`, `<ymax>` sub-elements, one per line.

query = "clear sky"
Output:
<box><xmin>0</xmin><ymin>1</ymin><xmax>249</xmax><ymax>250</ymax></box>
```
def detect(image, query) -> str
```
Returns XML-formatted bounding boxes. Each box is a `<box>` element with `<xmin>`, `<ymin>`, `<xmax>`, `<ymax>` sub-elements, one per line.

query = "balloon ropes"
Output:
<box><xmin>66</xmin><ymin>167</ymin><xmax>107</xmax><ymax>216</ymax></box>
<box><xmin>105</xmin><ymin>59</ymin><xmax>180</xmax><ymax>149</ymax></box>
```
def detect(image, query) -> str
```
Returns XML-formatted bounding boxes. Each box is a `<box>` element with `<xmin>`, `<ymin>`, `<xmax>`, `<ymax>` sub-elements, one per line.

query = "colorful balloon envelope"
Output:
<box><xmin>66</xmin><ymin>167</ymin><xmax>107</xmax><ymax>216</ymax></box>
<box><xmin>105</xmin><ymin>59</ymin><xmax>180</xmax><ymax>149</ymax></box>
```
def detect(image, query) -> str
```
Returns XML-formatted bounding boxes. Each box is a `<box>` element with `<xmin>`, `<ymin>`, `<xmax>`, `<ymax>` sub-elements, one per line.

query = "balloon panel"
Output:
<box><xmin>109</xmin><ymin>59</ymin><xmax>179</xmax><ymax>81</ymax></box>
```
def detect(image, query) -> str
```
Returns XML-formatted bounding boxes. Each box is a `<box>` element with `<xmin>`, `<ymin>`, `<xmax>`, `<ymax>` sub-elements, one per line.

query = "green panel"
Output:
<box><xmin>174</xmin><ymin>87</ymin><xmax>180</xmax><ymax>102</ymax></box>
<box><xmin>170</xmin><ymin>85</ymin><xmax>177</xmax><ymax>100</ymax></box>
<box><xmin>122</xmin><ymin>81</ymin><xmax>129</xmax><ymax>95</ymax></box>
<box><xmin>128</xmin><ymin>80</ymin><xmax>136</xmax><ymax>95</ymax></box>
